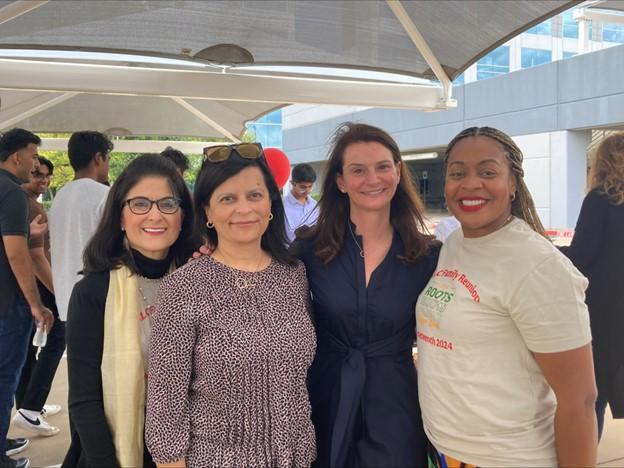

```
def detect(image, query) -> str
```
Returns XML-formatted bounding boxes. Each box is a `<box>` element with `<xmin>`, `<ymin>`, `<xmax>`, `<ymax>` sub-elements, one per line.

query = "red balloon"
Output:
<box><xmin>263</xmin><ymin>147</ymin><xmax>291</xmax><ymax>190</ymax></box>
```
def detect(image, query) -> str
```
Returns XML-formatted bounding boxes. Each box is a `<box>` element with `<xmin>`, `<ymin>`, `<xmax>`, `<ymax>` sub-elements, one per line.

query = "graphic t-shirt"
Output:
<box><xmin>416</xmin><ymin>218</ymin><xmax>591</xmax><ymax>467</ymax></box>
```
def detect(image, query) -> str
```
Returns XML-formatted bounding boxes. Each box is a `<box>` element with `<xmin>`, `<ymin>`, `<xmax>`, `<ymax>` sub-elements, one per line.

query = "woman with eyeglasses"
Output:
<box><xmin>145</xmin><ymin>143</ymin><xmax>316</xmax><ymax>468</ymax></box>
<box><xmin>62</xmin><ymin>154</ymin><xmax>196</xmax><ymax>468</ymax></box>
<box><xmin>293</xmin><ymin>123</ymin><xmax>440</xmax><ymax>468</ymax></box>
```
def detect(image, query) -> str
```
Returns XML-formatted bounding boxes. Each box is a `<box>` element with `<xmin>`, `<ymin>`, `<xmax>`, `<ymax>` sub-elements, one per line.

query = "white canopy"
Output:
<box><xmin>0</xmin><ymin>0</ymin><xmax>582</xmax><ymax>139</ymax></box>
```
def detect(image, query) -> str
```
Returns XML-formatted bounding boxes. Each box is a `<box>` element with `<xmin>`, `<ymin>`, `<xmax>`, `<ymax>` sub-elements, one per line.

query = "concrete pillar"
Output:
<box><xmin>549</xmin><ymin>129</ymin><xmax>590</xmax><ymax>229</ymax></box>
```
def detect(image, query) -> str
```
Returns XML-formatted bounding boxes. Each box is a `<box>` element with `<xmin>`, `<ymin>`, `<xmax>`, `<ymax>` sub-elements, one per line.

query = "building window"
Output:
<box><xmin>476</xmin><ymin>46</ymin><xmax>510</xmax><ymax>80</ymax></box>
<box><xmin>526</xmin><ymin>19</ymin><xmax>552</xmax><ymax>36</ymax></box>
<box><xmin>562</xmin><ymin>9</ymin><xmax>593</xmax><ymax>39</ymax></box>
<box><xmin>245</xmin><ymin>109</ymin><xmax>283</xmax><ymax>148</ymax></box>
<box><xmin>453</xmin><ymin>73</ymin><xmax>464</xmax><ymax>85</ymax></box>
<box><xmin>521</xmin><ymin>48</ymin><xmax>552</xmax><ymax>69</ymax></box>
<box><xmin>603</xmin><ymin>22</ymin><xmax>624</xmax><ymax>43</ymax></box>
<box><xmin>562</xmin><ymin>51</ymin><xmax>576</xmax><ymax>60</ymax></box>
<box><xmin>562</xmin><ymin>10</ymin><xmax>578</xmax><ymax>38</ymax></box>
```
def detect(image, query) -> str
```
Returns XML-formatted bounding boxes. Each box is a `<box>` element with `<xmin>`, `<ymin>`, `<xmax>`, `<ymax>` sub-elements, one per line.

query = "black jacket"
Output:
<box><xmin>561</xmin><ymin>190</ymin><xmax>624</xmax><ymax>418</ymax></box>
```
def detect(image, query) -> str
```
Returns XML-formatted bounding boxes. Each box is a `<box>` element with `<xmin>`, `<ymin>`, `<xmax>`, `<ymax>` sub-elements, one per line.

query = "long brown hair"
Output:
<box><xmin>589</xmin><ymin>133</ymin><xmax>624</xmax><ymax>205</ymax></box>
<box><xmin>300</xmin><ymin>122</ymin><xmax>433</xmax><ymax>264</ymax></box>
<box><xmin>444</xmin><ymin>126</ymin><xmax>546</xmax><ymax>237</ymax></box>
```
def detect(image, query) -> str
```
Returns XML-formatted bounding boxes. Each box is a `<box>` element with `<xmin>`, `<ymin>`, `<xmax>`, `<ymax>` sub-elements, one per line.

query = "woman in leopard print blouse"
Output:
<box><xmin>145</xmin><ymin>143</ymin><xmax>316</xmax><ymax>468</ymax></box>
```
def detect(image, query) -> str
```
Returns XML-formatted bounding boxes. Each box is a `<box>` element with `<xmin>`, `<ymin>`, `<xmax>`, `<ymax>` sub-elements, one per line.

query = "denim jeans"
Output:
<box><xmin>0</xmin><ymin>294</ymin><xmax>33</xmax><ymax>454</ymax></box>
<box><xmin>15</xmin><ymin>284</ymin><xmax>66</xmax><ymax>412</ymax></box>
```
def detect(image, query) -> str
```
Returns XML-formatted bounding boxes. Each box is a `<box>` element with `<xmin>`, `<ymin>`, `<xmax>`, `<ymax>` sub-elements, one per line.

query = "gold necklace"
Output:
<box><xmin>214</xmin><ymin>249</ymin><xmax>266</xmax><ymax>290</ymax></box>
<box><xmin>347</xmin><ymin>222</ymin><xmax>364</xmax><ymax>258</ymax></box>
<box><xmin>501</xmin><ymin>214</ymin><xmax>514</xmax><ymax>229</ymax></box>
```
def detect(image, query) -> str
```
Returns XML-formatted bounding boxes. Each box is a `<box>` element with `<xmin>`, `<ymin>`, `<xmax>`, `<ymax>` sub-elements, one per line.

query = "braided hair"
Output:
<box><xmin>444</xmin><ymin>127</ymin><xmax>547</xmax><ymax>237</ymax></box>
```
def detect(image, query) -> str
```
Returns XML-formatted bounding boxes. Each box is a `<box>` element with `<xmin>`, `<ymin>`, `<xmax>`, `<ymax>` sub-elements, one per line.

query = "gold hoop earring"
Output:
<box><xmin>206</xmin><ymin>221</ymin><xmax>214</xmax><ymax>229</ymax></box>
<box><xmin>511</xmin><ymin>192</ymin><xmax>516</xmax><ymax>201</ymax></box>
<box><xmin>268</xmin><ymin>213</ymin><xmax>274</xmax><ymax>221</ymax></box>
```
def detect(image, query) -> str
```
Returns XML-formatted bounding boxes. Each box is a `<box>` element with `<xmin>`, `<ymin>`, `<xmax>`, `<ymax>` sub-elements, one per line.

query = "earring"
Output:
<box><xmin>206</xmin><ymin>221</ymin><xmax>214</xmax><ymax>229</ymax></box>
<box><xmin>121</xmin><ymin>226</ymin><xmax>125</xmax><ymax>232</ymax></box>
<box><xmin>268</xmin><ymin>213</ymin><xmax>274</xmax><ymax>221</ymax></box>
<box><xmin>511</xmin><ymin>192</ymin><xmax>516</xmax><ymax>201</ymax></box>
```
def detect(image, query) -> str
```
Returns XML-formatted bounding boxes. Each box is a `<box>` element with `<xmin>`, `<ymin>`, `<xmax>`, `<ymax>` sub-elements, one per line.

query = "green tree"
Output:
<box><xmin>38</xmin><ymin>133</ymin><xmax>229</xmax><ymax>195</ymax></box>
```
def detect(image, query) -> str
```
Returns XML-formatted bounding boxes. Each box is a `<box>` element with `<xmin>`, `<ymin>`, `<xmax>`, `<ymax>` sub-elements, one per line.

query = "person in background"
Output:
<box><xmin>160</xmin><ymin>147</ymin><xmax>189</xmax><ymax>179</ymax></box>
<box><xmin>417</xmin><ymin>126</ymin><xmax>597</xmax><ymax>467</ymax></box>
<box><xmin>146</xmin><ymin>143</ymin><xmax>316</xmax><ymax>467</ymax></box>
<box><xmin>62</xmin><ymin>154</ymin><xmax>195</xmax><ymax>468</ymax></box>
<box><xmin>13</xmin><ymin>156</ymin><xmax>65</xmax><ymax>437</ymax></box>
<box><xmin>49</xmin><ymin>131</ymin><xmax>112</xmax><ymax>323</ymax></box>
<box><xmin>283</xmin><ymin>163</ymin><xmax>318</xmax><ymax>243</ymax></box>
<box><xmin>0</xmin><ymin>128</ymin><xmax>54</xmax><ymax>468</ymax></box>
<box><xmin>294</xmin><ymin>123</ymin><xmax>439</xmax><ymax>468</ymax></box>
<box><xmin>560</xmin><ymin>132</ymin><xmax>624</xmax><ymax>439</ymax></box>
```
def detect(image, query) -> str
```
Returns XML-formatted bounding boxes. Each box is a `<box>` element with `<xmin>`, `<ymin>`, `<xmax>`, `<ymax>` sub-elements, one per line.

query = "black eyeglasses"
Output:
<box><xmin>123</xmin><ymin>197</ymin><xmax>181</xmax><ymax>215</ymax></box>
<box><xmin>203</xmin><ymin>143</ymin><xmax>264</xmax><ymax>163</ymax></box>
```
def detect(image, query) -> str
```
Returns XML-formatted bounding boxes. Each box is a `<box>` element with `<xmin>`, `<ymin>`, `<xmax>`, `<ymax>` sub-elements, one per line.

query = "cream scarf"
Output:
<box><xmin>101</xmin><ymin>266</ymin><xmax>145</xmax><ymax>468</ymax></box>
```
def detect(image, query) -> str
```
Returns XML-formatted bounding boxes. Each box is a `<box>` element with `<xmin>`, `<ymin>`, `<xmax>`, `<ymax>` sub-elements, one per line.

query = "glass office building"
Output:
<box><xmin>245</xmin><ymin>109</ymin><xmax>283</xmax><ymax>148</ymax></box>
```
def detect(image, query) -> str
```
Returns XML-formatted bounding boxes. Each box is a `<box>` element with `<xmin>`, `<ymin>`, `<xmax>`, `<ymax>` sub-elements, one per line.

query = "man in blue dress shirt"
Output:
<box><xmin>283</xmin><ymin>163</ymin><xmax>319</xmax><ymax>244</ymax></box>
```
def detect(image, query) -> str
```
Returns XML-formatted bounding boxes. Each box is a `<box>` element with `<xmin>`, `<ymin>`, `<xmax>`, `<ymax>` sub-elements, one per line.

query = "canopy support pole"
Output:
<box><xmin>171</xmin><ymin>97</ymin><xmax>241</xmax><ymax>143</ymax></box>
<box><xmin>386</xmin><ymin>0</ymin><xmax>456</xmax><ymax>109</ymax></box>
<box><xmin>0</xmin><ymin>91</ymin><xmax>77</xmax><ymax>130</ymax></box>
<box><xmin>0</xmin><ymin>1</ymin><xmax>48</xmax><ymax>26</ymax></box>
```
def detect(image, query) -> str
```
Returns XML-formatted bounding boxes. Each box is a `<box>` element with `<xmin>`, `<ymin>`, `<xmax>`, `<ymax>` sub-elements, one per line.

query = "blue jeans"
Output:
<box><xmin>0</xmin><ymin>294</ymin><xmax>33</xmax><ymax>454</ymax></box>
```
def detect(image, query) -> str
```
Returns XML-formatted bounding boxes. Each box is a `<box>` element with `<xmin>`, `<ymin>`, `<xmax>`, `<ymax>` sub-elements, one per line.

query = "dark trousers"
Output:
<box><xmin>0</xmin><ymin>294</ymin><xmax>33</xmax><ymax>454</ymax></box>
<box><xmin>15</xmin><ymin>283</ymin><xmax>66</xmax><ymax>412</ymax></box>
<box><xmin>596</xmin><ymin>392</ymin><xmax>609</xmax><ymax>441</ymax></box>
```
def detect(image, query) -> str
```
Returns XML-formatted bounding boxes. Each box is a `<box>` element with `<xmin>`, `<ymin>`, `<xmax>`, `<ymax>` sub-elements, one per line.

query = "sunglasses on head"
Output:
<box><xmin>202</xmin><ymin>143</ymin><xmax>264</xmax><ymax>163</ymax></box>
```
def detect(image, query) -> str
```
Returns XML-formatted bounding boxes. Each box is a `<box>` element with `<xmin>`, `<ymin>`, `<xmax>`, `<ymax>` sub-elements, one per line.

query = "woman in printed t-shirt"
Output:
<box><xmin>415</xmin><ymin>127</ymin><xmax>597</xmax><ymax>467</ymax></box>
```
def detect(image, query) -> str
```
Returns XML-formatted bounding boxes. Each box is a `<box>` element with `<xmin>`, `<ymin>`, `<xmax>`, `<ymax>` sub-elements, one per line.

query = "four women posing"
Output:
<box><xmin>64</xmin><ymin>126</ymin><xmax>598</xmax><ymax>468</ymax></box>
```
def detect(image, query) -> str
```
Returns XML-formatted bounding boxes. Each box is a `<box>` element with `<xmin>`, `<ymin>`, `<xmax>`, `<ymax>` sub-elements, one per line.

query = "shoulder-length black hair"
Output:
<box><xmin>194</xmin><ymin>150</ymin><xmax>295</xmax><ymax>265</ymax></box>
<box><xmin>83</xmin><ymin>153</ymin><xmax>197</xmax><ymax>274</ymax></box>
<box><xmin>299</xmin><ymin>122</ymin><xmax>434</xmax><ymax>264</ymax></box>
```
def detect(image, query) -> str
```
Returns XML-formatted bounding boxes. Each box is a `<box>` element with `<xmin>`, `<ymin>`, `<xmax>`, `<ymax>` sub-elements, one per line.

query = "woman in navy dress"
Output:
<box><xmin>295</xmin><ymin>123</ymin><xmax>439</xmax><ymax>468</ymax></box>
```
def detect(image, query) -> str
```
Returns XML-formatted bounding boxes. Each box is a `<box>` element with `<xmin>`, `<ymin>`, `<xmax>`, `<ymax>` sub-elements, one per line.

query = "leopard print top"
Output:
<box><xmin>145</xmin><ymin>255</ymin><xmax>317</xmax><ymax>467</ymax></box>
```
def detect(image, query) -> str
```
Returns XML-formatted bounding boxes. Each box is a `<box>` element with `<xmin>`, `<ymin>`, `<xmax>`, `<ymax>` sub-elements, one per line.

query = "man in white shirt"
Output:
<box><xmin>282</xmin><ymin>163</ymin><xmax>318</xmax><ymax>243</ymax></box>
<box><xmin>48</xmin><ymin>131</ymin><xmax>112</xmax><ymax>321</ymax></box>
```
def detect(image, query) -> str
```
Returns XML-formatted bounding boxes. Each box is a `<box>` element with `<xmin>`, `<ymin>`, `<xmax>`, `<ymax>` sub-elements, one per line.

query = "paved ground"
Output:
<box><xmin>8</xmin><ymin>357</ymin><xmax>624</xmax><ymax>467</ymax></box>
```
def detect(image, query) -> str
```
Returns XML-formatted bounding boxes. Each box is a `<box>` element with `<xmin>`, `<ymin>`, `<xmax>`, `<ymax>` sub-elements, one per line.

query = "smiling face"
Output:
<box><xmin>24</xmin><ymin>163</ymin><xmax>51</xmax><ymax>196</ymax></box>
<box><xmin>336</xmin><ymin>141</ymin><xmax>400</xmax><ymax>215</ymax></box>
<box><xmin>445</xmin><ymin>136</ymin><xmax>517</xmax><ymax>238</ymax></box>
<box><xmin>121</xmin><ymin>176</ymin><xmax>183</xmax><ymax>260</ymax></box>
<box><xmin>205</xmin><ymin>166</ymin><xmax>272</xmax><ymax>249</ymax></box>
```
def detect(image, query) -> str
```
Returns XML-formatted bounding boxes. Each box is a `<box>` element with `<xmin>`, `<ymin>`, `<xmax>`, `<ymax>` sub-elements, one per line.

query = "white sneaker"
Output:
<box><xmin>12</xmin><ymin>410</ymin><xmax>60</xmax><ymax>436</ymax></box>
<box><xmin>41</xmin><ymin>404</ymin><xmax>61</xmax><ymax>417</ymax></box>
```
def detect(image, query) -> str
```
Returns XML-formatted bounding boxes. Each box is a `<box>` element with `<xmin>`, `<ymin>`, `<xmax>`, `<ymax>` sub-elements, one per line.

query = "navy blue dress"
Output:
<box><xmin>297</xmin><ymin>227</ymin><xmax>439</xmax><ymax>468</ymax></box>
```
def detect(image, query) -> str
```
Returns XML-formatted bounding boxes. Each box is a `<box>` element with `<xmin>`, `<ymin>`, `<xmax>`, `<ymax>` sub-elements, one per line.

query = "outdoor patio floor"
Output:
<box><xmin>8</xmin><ymin>357</ymin><xmax>624</xmax><ymax>467</ymax></box>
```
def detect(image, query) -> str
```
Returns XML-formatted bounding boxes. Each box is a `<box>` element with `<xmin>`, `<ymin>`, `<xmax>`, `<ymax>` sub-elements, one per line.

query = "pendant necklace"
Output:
<box><xmin>216</xmin><ymin>250</ymin><xmax>266</xmax><ymax>290</ymax></box>
<box><xmin>137</xmin><ymin>276</ymin><xmax>160</xmax><ymax>319</ymax></box>
<box><xmin>347</xmin><ymin>222</ymin><xmax>365</xmax><ymax>258</ymax></box>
